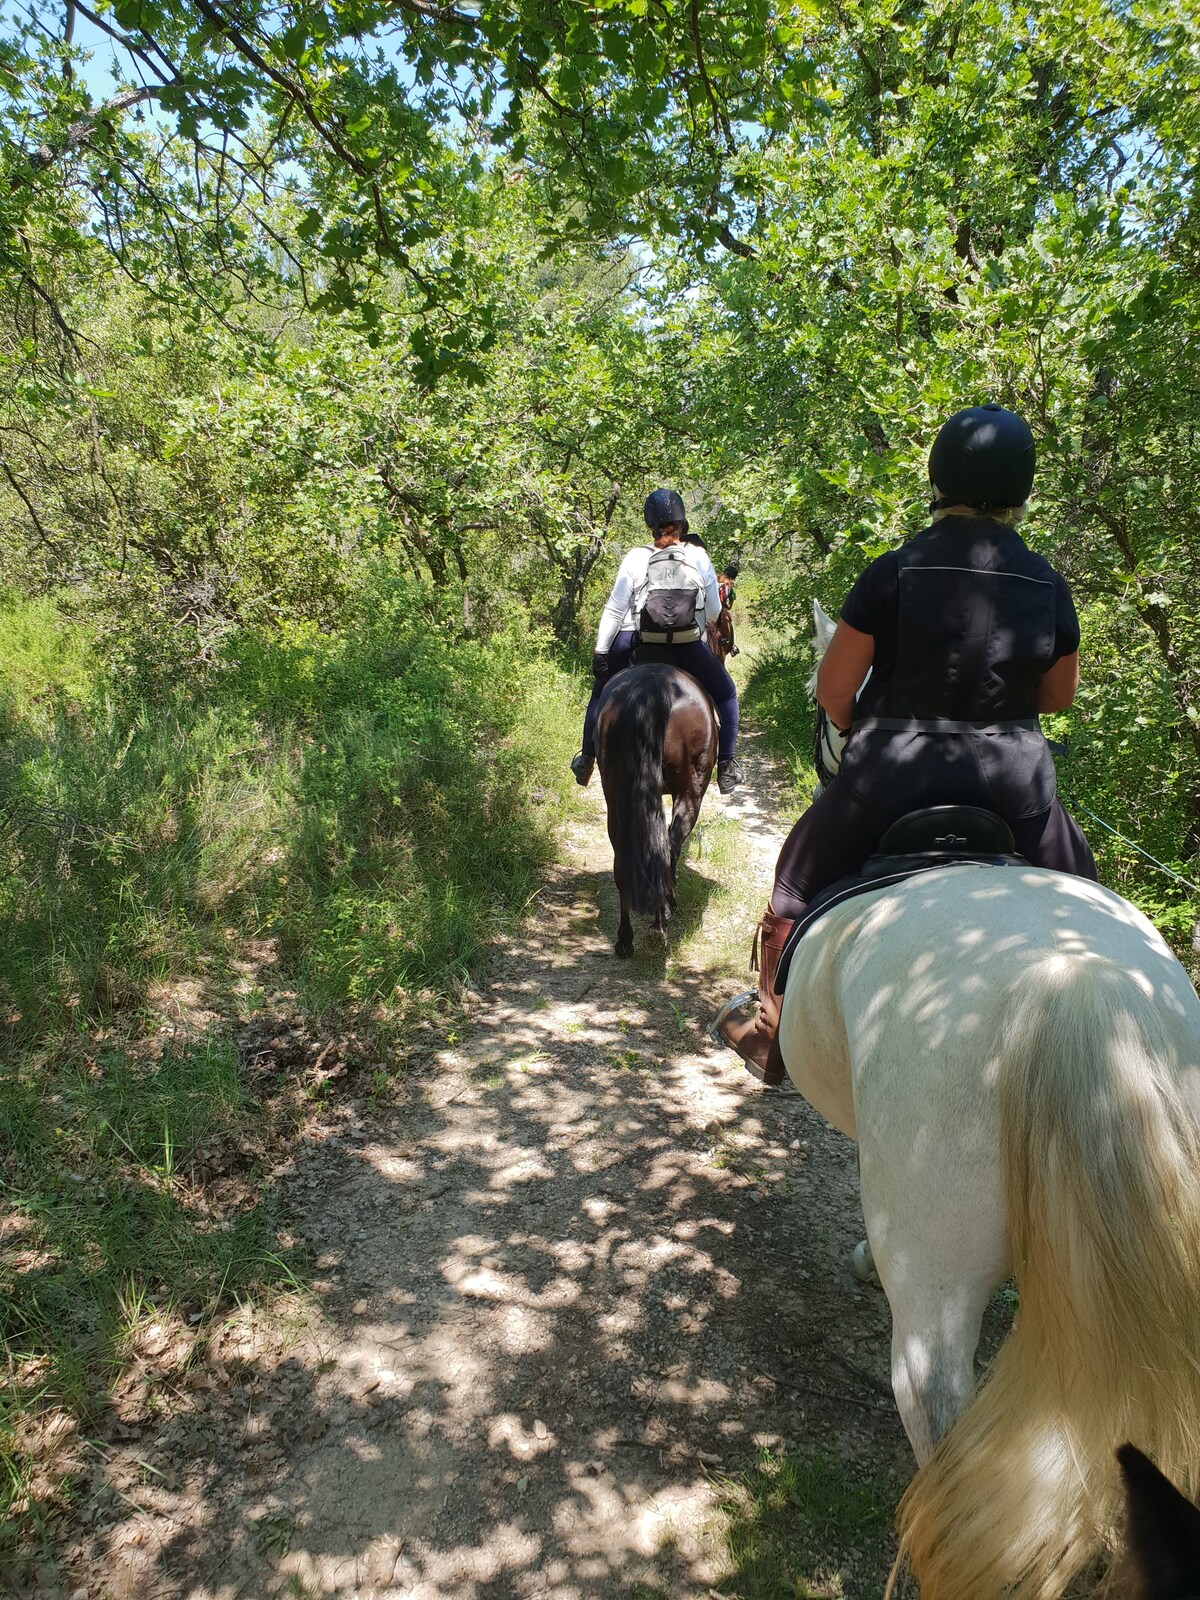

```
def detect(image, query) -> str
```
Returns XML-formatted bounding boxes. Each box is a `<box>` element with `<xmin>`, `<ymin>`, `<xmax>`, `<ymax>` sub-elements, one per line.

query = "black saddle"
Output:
<box><xmin>875</xmin><ymin>804</ymin><xmax>1016</xmax><ymax>857</ymax></box>
<box><xmin>774</xmin><ymin>805</ymin><xmax>1026</xmax><ymax>995</ymax></box>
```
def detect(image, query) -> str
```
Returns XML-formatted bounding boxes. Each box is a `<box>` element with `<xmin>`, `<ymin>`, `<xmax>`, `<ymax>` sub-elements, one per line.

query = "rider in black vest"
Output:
<box><xmin>718</xmin><ymin>404</ymin><xmax>1098</xmax><ymax>1078</ymax></box>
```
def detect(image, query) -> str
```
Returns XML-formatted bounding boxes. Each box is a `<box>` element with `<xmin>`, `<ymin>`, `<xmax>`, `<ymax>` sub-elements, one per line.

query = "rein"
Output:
<box><xmin>1065</xmin><ymin>799</ymin><xmax>1200</xmax><ymax>896</ymax></box>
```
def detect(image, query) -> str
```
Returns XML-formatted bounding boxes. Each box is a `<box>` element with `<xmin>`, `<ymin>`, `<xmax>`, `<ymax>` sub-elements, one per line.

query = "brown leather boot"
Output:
<box><xmin>717</xmin><ymin>905</ymin><xmax>795</xmax><ymax>1085</ymax></box>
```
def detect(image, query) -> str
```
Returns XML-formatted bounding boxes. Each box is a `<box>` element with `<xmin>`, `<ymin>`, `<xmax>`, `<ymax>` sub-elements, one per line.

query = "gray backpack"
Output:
<box><xmin>638</xmin><ymin>547</ymin><xmax>703</xmax><ymax>643</ymax></box>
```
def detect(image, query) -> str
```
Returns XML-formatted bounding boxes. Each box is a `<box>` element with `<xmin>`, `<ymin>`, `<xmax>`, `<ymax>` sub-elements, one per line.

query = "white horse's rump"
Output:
<box><xmin>779</xmin><ymin>864</ymin><xmax>1200</xmax><ymax>1599</ymax></box>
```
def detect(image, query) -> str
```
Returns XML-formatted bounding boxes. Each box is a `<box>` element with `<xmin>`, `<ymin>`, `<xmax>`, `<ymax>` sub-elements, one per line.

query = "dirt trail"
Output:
<box><xmin>70</xmin><ymin>727</ymin><xmax>914</xmax><ymax>1600</ymax></box>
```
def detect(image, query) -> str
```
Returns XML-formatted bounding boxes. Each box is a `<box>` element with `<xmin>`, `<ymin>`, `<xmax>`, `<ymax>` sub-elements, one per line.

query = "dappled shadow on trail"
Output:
<box><xmin>715</xmin><ymin>725</ymin><xmax>801</xmax><ymax>858</ymax></box>
<box><xmin>50</xmin><ymin>737</ymin><xmax>1200</xmax><ymax>1599</ymax></box>
<box><xmin>65</xmin><ymin>832</ymin><xmax>908</xmax><ymax>1600</ymax></box>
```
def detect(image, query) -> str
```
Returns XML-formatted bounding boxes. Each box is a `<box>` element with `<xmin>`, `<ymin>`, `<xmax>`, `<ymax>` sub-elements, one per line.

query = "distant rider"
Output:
<box><xmin>571</xmin><ymin>489</ymin><xmax>745</xmax><ymax>794</ymax></box>
<box><xmin>716</xmin><ymin>561</ymin><xmax>740</xmax><ymax>660</ymax></box>
<box><xmin>718</xmin><ymin>405</ymin><xmax>1097</xmax><ymax>1078</ymax></box>
<box><xmin>681</xmin><ymin>529</ymin><xmax>725</xmax><ymax>654</ymax></box>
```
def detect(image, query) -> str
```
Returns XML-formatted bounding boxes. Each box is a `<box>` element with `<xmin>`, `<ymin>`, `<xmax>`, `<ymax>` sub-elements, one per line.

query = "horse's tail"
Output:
<box><xmin>895</xmin><ymin>952</ymin><xmax>1200</xmax><ymax>1600</ymax></box>
<box><xmin>610</xmin><ymin>674</ymin><xmax>672</xmax><ymax>918</ymax></box>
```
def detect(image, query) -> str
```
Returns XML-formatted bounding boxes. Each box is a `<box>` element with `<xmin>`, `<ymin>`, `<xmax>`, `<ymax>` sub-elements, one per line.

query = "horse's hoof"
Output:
<box><xmin>647</xmin><ymin>925</ymin><xmax>668</xmax><ymax>948</ymax></box>
<box><xmin>852</xmin><ymin>1239</ymin><xmax>881</xmax><ymax>1287</ymax></box>
<box><xmin>615</xmin><ymin>940</ymin><xmax>633</xmax><ymax>959</ymax></box>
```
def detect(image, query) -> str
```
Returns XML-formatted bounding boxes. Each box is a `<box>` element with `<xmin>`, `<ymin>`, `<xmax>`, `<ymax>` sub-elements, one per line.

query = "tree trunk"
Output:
<box><xmin>551</xmin><ymin>534</ymin><xmax>605</xmax><ymax>648</ymax></box>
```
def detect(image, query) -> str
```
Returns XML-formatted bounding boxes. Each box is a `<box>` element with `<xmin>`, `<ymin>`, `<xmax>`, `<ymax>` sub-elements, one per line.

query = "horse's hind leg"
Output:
<box><xmin>615</xmin><ymin>903</ymin><xmax>634</xmax><ymax>958</ymax></box>
<box><xmin>885</xmin><ymin>1279</ymin><xmax>991</xmax><ymax>1462</ymax></box>
<box><xmin>667</xmin><ymin>790</ymin><xmax>702</xmax><ymax>899</ymax></box>
<box><xmin>859</xmin><ymin>1144</ymin><xmax>1006</xmax><ymax>1462</ymax></box>
<box><xmin>613</xmin><ymin>855</ymin><xmax>634</xmax><ymax>958</ymax></box>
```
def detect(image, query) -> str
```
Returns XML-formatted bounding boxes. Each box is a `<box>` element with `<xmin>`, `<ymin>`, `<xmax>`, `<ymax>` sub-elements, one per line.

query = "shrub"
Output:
<box><xmin>0</xmin><ymin>592</ymin><xmax>581</xmax><ymax>1047</ymax></box>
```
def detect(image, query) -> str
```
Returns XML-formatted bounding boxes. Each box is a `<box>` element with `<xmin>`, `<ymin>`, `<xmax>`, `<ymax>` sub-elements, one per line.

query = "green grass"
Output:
<box><xmin>0</xmin><ymin>589</ymin><xmax>586</xmax><ymax>1568</ymax></box>
<box><xmin>671</xmin><ymin>814</ymin><xmax>745</xmax><ymax>964</ymax></box>
<box><xmin>0</xmin><ymin>1030</ymin><xmax>297</xmax><ymax>1564</ymax></box>
<box><xmin>0</xmin><ymin>594</ymin><xmax>582</xmax><ymax>1047</ymax></box>
<box><xmin>0</xmin><ymin>593</ymin><xmax>95</xmax><ymax>713</ymax></box>
<box><xmin>740</xmin><ymin>643</ymin><xmax>819</xmax><ymax>808</ymax></box>
<box><xmin>713</xmin><ymin>1446</ymin><xmax>908</xmax><ymax>1599</ymax></box>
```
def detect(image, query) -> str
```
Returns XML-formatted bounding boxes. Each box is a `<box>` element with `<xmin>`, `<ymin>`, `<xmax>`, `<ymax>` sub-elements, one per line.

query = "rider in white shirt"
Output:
<box><xmin>571</xmin><ymin>489</ymin><xmax>744</xmax><ymax>794</ymax></box>
<box><xmin>593</xmin><ymin>541</ymin><xmax>717</xmax><ymax>654</ymax></box>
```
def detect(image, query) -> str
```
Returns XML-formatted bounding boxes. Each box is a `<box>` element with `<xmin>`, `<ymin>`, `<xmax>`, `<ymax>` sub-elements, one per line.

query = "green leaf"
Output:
<box><xmin>280</xmin><ymin>23</ymin><xmax>308</xmax><ymax>61</ymax></box>
<box><xmin>296</xmin><ymin>209</ymin><xmax>324</xmax><ymax>242</ymax></box>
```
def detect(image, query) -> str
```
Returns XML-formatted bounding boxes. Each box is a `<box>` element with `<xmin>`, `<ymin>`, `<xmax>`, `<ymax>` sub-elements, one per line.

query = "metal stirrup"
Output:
<box><xmin>707</xmin><ymin>990</ymin><xmax>758</xmax><ymax>1042</ymax></box>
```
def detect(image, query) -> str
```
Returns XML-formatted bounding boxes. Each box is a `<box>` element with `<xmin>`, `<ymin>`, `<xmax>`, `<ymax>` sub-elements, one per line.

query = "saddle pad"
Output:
<box><xmin>774</xmin><ymin>853</ymin><xmax>1025</xmax><ymax>995</ymax></box>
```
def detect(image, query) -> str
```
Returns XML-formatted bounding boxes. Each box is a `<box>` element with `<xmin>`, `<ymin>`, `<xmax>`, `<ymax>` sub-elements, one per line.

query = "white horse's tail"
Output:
<box><xmin>895</xmin><ymin>952</ymin><xmax>1200</xmax><ymax>1599</ymax></box>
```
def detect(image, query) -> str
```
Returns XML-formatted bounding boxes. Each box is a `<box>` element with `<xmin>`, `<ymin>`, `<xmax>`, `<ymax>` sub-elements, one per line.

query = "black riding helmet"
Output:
<box><xmin>644</xmin><ymin>487</ymin><xmax>689</xmax><ymax>534</ymax></box>
<box><xmin>928</xmin><ymin>404</ymin><xmax>1036</xmax><ymax>511</ymax></box>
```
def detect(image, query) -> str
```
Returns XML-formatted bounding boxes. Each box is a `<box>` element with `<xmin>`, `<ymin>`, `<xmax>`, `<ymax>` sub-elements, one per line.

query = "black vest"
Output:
<box><xmin>841</xmin><ymin>519</ymin><xmax>1060</xmax><ymax>819</ymax></box>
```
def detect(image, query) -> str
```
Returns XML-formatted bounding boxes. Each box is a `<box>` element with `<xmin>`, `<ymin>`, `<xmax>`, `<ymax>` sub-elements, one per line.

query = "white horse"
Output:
<box><xmin>778</xmin><ymin>608</ymin><xmax>1200</xmax><ymax>1597</ymax></box>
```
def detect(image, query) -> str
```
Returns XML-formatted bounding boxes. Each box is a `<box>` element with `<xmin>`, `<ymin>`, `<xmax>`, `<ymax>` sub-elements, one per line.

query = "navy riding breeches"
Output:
<box><xmin>581</xmin><ymin>629</ymin><xmax>637</xmax><ymax>759</ymax></box>
<box><xmin>667</xmin><ymin>641</ymin><xmax>739</xmax><ymax>761</ymax></box>
<box><xmin>770</xmin><ymin>772</ymin><xmax>1098</xmax><ymax>921</ymax></box>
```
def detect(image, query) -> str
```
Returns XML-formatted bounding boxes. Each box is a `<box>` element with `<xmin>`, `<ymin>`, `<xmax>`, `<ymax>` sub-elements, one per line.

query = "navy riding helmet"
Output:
<box><xmin>928</xmin><ymin>404</ymin><xmax>1035</xmax><ymax>511</ymax></box>
<box><xmin>644</xmin><ymin>487</ymin><xmax>688</xmax><ymax>534</ymax></box>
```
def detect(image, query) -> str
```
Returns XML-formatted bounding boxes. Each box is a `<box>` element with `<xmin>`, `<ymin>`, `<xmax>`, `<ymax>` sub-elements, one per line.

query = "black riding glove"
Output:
<box><xmin>592</xmin><ymin>651</ymin><xmax>610</xmax><ymax>678</ymax></box>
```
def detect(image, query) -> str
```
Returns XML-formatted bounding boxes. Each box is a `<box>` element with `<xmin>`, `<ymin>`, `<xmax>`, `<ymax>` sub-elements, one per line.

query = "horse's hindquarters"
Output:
<box><xmin>596</xmin><ymin>664</ymin><xmax>717</xmax><ymax>955</ymax></box>
<box><xmin>780</xmin><ymin>875</ymin><xmax>1010</xmax><ymax>1461</ymax></box>
<box><xmin>776</xmin><ymin>916</ymin><xmax>858</xmax><ymax>1139</ymax></box>
<box><xmin>783</xmin><ymin>867</ymin><xmax>1200</xmax><ymax>1598</ymax></box>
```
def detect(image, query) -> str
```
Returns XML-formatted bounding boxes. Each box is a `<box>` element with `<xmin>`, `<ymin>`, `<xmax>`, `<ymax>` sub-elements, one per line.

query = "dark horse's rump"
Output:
<box><xmin>596</xmin><ymin>664</ymin><xmax>718</xmax><ymax>958</ymax></box>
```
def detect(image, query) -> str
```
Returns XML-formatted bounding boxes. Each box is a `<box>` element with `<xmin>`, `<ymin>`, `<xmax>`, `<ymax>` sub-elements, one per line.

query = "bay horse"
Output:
<box><xmin>775</xmin><ymin>607</ymin><xmax>1200</xmax><ymax>1598</ymax></box>
<box><xmin>595</xmin><ymin>662</ymin><xmax>717</xmax><ymax>958</ymax></box>
<box><xmin>715</xmin><ymin>605</ymin><xmax>735</xmax><ymax>663</ymax></box>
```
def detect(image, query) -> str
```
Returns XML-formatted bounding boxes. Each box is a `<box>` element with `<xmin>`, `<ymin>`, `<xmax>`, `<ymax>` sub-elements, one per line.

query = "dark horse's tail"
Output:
<box><xmin>608</xmin><ymin>671</ymin><xmax>673</xmax><ymax>918</ymax></box>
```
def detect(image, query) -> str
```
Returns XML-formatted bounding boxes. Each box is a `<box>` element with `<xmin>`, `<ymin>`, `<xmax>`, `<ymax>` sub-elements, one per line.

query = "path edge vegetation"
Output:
<box><xmin>0</xmin><ymin>586</ymin><xmax>586</xmax><ymax>1571</ymax></box>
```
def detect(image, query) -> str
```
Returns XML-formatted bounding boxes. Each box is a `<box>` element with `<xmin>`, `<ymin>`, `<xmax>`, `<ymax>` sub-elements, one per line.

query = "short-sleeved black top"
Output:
<box><xmin>840</xmin><ymin>518</ymin><xmax>1079</xmax><ymax>692</ymax></box>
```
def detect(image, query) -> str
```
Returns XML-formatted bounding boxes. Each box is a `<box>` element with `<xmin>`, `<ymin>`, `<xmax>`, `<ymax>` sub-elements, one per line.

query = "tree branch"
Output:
<box><xmin>18</xmin><ymin>267</ymin><xmax>84</xmax><ymax>360</ymax></box>
<box><xmin>69</xmin><ymin>1</ymin><xmax>173</xmax><ymax>85</ymax></box>
<box><xmin>389</xmin><ymin>0</ymin><xmax>484</xmax><ymax>23</ymax></box>
<box><xmin>24</xmin><ymin>88</ymin><xmax>164</xmax><ymax>178</ymax></box>
<box><xmin>1</xmin><ymin>458</ymin><xmax>58</xmax><ymax>551</ymax></box>
<box><xmin>188</xmin><ymin>0</ymin><xmax>376</xmax><ymax>182</ymax></box>
<box><xmin>715</xmin><ymin>222</ymin><xmax>755</xmax><ymax>259</ymax></box>
<box><xmin>689</xmin><ymin>0</ymin><xmax>735</xmax><ymax>153</ymax></box>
